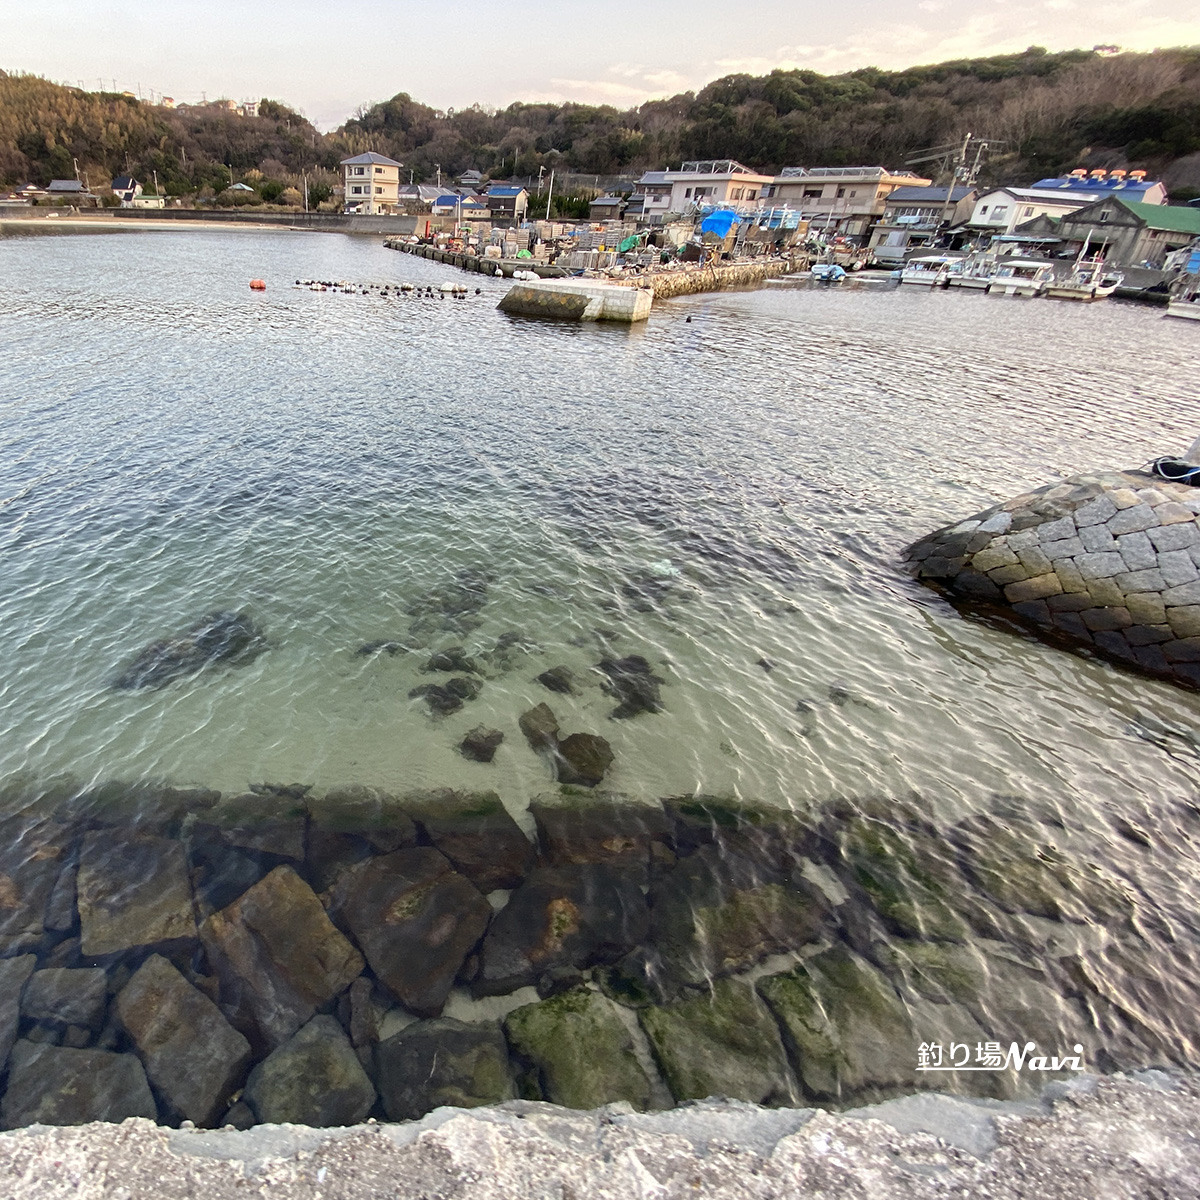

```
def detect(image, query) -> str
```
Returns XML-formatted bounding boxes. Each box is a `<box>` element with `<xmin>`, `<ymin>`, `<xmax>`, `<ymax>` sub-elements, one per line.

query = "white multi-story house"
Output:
<box><xmin>630</xmin><ymin>161</ymin><xmax>773</xmax><ymax>221</ymax></box>
<box><xmin>341</xmin><ymin>152</ymin><xmax>403</xmax><ymax>215</ymax></box>
<box><xmin>763</xmin><ymin>167</ymin><xmax>931</xmax><ymax>239</ymax></box>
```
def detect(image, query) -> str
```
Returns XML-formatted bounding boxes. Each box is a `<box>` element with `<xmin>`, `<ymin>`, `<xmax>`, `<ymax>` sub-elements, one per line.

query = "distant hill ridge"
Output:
<box><xmin>2</xmin><ymin>46</ymin><xmax>1199</xmax><ymax>203</ymax></box>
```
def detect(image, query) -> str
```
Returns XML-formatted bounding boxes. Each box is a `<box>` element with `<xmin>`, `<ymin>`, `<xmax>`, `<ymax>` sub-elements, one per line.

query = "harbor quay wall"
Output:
<box><xmin>644</xmin><ymin>258</ymin><xmax>797</xmax><ymax>299</ymax></box>
<box><xmin>905</xmin><ymin>469</ymin><xmax>1200</xmax><ymax>689</ymax></box>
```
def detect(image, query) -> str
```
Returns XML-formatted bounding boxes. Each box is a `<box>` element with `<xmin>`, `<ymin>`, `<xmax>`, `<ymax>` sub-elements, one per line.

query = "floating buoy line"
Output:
<box><xmin>289</xmin><ymin>279</ymin><xmax>482</xmax><ymax>298</ymax></box>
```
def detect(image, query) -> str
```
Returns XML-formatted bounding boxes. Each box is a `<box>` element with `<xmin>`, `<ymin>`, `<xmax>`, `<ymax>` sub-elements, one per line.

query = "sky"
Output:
<box><xmin>3</xmin><ymin>0</ymin><xmax>1199</xmax><ymax>129</ymax></box>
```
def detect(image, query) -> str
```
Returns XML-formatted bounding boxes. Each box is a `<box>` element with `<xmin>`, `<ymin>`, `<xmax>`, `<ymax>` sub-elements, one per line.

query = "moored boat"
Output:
<box><xmin>1043</xmin><ymin>260</ymin><xmax>1123</xmax><ymax>302</ymax></box>
<box><xmin>1165</xmin><ymin>272</ymin><xmax>1200</xmax><ymax>322</ymax></box>
<box><xmin>987</xmin><ymin>258</ymin><xmax>1054</xmax><ymax>297</ymax></box>
<box><xmin>899</xmin><ymin>255</ymin><xmax>958</xmax><ymax>286</ymax></box>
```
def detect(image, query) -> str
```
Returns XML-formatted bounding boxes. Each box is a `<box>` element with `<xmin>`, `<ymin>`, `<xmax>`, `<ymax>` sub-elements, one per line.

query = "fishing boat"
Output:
<box><xmin>1043</xmin><ymin>236</ymin><xmax>1124</xmax><ymax>302</ymax></box>
<box><xmin>899</xmin><ymin>255</ymin><xmax>958</xmax><ymax>286</ymax></box>
<box><xmin>945</xmin><ymin>252</ymin><xmax>995</xmax><ymax>289</ymax></box>
<box><xmin>811</xmin><ymin>263</ymin><xmax>847</xmax><ymax>283</ymax></box>
<box><xmin>1166</xmin><ymin>278</ymin><xmax>1200</xmax><ymax>322</ymax></box>
<box><xmin>987</xmin><ymin>258</ymin><xmax>1054</xmax><ymax>297</ymax></box>
<box><xmin>1043</xmin><ymin>263</ymin><xmax>1123</xmax><ymax>302</ymax></box>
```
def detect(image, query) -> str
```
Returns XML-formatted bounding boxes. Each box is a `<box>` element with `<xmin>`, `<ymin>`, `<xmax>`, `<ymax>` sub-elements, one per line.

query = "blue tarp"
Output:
<box><xmin>699</xmin><ymin>209</ymin><xmax>739</xmax><ymax>238</ymax></box>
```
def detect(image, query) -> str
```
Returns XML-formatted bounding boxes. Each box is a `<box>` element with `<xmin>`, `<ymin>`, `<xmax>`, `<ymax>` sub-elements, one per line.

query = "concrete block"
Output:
<box><xmin>1159</xmin><ymin>550</ymin><xmax>1199</xmax><ymax>587</ymax></box>
<box><xmin>1037</xmin><ymin>516</ymin><xmax>1077</xmax><ymax>542</ymax></box>
<box><xmin>1107</xmin><ymin>505</ymin><xmax>1160</xmax><ymax>535</ymax></box>
<box><xmin>971</xmin><ymin>546</ymin><xmax>1019</xmax><ymax>573</ymax></box>
<box><xmin>1126</xmin><ymin>593</ymin><xmax>1167</xmax><ymax>626</ymax></box>
<box><xmin>1075</xmin><ymin>552</ymin><xmax>1127</xmax><ymax>580</ymax></box>
<box><xmin>988</xmin><ymin>564</ymin><xmax>1029</xmax><ymax>586</ymax></box>
<box><xmin>1115</xmin><ymin>569</ymin><xmax>1166</xmax><ymax>593</ymax></box>
<box><xmin>1156</xmin><ymin>503</ymin><xmax>1196</xmax><ymax>526</ymax></box>
<box><xmin>1047</xmin><ymin>592</ymin><xmax>1094</xmax><ymax>612</ymax></box>
<box><xmin>1115</xmin><ymin>532</ymin><xmax>1155</xmax><ymax>570</ymax></box>
<box><xmin>1166</xmin><ymin>606</ymin><xmax>1200</xmax><ymax>637</ymax></box>
<box><xmin>1004</xmin><ymin>574</ymin><xmax>1063</xmax><ymax>603</ymax></box>
<box><xmin>1016</xmin><ymin>546</ymin><xmax>1053</xmax><ymax>575</ymax></box>
<box><xmin>1079</xmin><ymin>525</ymin><xmax>1117</xmax><ymax>553</ymax></box>
<box><xmin>1081</xmin><ymin>607</ymin><xmax>1132</xmax><ymax>632</ymax></box>
<box><xmin>1006</xmin><ymin>530</ymin><xmax>1040</xmax><ymax>552</ymax></box>
<box><xmin>1086</xmin><ymin>578</ymin><xmax>1125</xmax><ymax>607</ymax></box>
<box><xmin>1163</xmin><ymin>581</ymin><xmax>1200</xmax><ymax>607</ymax></box>
<box><xmin>1148</xmin><ymin>523</ymin><xmax>1200</xmax><ymax>551</ymax></box>
<box><xmin>1043</xmin><ymin>537</ymin><xmax>1084</xmax><ymax>561</ymax></box>
<box><xmin>1125</xmin><ymin>624</ymin><xmax>1174</xmax><ymax>646</ymax></box>
<box><xmin>1136</xmin><ymin>488</ymin><xmax>1168</xmax><ymax>505</ymax></box>
<box><xmin>1053</xmin><ymin>560</ymin><xmax>1088</xmax><ymax>593</ymax></box>
<box><xmin>1109</xmin><ymin>488</ymin><xmax>1141</xmax><ymax>510</ymax></box>
<box><xmin>1164</xmin><ymin>638</ymin><xmax>1200</xmax><ymax>663</ymax></box>
<box><xmin>1073</xmin><ymin>495</ymin><xmax>1118</xmax><ymax>527</ymax></box>
<box><xmin>978</xmin><ymin>512</ymin><xmax>1012</xmax><ymax>534</ymax></box>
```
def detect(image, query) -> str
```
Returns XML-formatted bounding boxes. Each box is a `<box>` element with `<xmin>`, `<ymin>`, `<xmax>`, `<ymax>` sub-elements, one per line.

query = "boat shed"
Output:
<box><xmin>1055</xmin><ymin>198</ymin><xmax>1200</xmax><ymax>268</ymax></box>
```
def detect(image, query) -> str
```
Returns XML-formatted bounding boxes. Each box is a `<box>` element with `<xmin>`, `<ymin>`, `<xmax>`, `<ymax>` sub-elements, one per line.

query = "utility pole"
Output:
<box><xmin>537</xmin><ymin>165</ymin><xmax>545</xmax><ymax>196</ymax></box>
<box><xmin>435</xmin><ymin>163</ymin><xmax>441</xmax><ymax>189</ymax></box>
<box><xmin>545</xmin><ymin>169</ymin><xmax>554</xmax><ymax>220</ymax></box>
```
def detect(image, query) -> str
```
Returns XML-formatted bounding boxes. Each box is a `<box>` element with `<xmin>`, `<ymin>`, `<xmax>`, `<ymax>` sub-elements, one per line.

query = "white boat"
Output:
<box><xmin>1043</xmin><ymin>264</ymin><xmax>1123</xmax><ymax>302</ymax></box>
<box><xmin>945</xmin><ymin>254</ymin><xmax>995</xmax><ymax>289</ymax></box>
<box><xmin>811</xmin><ymin>262</ymin><xmax>847</xmax><ymax>283</ymax></box>
<box><xmin>987</xmin><ymin>258</ymin><xmax>1054</xmax><ymax>297</ymax></box>
<box><xmin>899</xmin><ymin>255</ymin><xmax>957</xmax><ymax>286</ymax></box>
<box><xmin>1166</xmin><ymin>286</ymin><xmax>1200</xmax><ymax>321</ymax></box>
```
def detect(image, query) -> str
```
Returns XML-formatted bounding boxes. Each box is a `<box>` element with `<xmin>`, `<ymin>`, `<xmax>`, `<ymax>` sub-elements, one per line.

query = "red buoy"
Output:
<box><xmin>249</xmin><ymin>279</ymin><xmax>266</xmax><ymax>290</ymax></box>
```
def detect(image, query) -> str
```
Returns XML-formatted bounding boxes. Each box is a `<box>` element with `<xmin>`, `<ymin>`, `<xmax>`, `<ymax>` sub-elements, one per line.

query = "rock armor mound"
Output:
<box><xmin>905</xmin><ymin>470</ymin><xmax>1200</xmax><ymax>688</ymax></box>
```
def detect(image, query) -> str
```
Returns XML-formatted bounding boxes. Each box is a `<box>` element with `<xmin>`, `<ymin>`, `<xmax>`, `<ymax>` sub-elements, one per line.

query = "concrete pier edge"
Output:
<box><xmin>0</xmin><ymin>1070</ymin><xmax>1193</xmax><ymax>1198</ymax></box>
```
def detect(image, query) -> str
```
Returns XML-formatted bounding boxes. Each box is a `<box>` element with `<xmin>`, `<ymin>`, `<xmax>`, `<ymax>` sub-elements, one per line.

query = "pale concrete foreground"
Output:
<box><xmin>0</xmin><ymin>1071</ymin><xmax>1195</xmax><ymax>1198</ymax></box>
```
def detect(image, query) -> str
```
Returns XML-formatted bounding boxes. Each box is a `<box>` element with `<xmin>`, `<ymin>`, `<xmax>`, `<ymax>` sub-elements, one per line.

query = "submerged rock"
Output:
<box><xmin>116</xmin><ymin>954</ymin><xmax>252</xmax><ymax>1127</ymax></box>
<box><xmin>639</xmin><ymin>977</ymin><xmax>798</xmax><ymax>1105</ymax></box>
<box><xmin>0</xmin><ymin>818</ymin><xmax>73</xmax><ymax>955</ymax></box>
<box><xmin>475</xmin><ymin>864</ymin><xmax>649</xmax><ymax>996</ymax></box>
<box><xmin>596</xmin><ymin>655</ymin><xmax>664</xmax><ymax>718</ymax></box>
<box><xmin>554</xmin><ymin>733</ymin><xmax>614</xmax><ymax>788</ymax></box>
<box><xmin>193</xmin><ymin>792</ymin><xmax>308</xmax><ymax>862</ymax></box>
<box><xmin>403</xmin><ymin>789</ymin><xmax>534</xmax><ymax>893</ymax></box>
<box><xmin>199</xmin><ymin>865</ymin><xmax>364</xmax><ymax>1052</ymax></box>
<box><xmin>112</xmin><ymin>610</ymin><xmax>267</xmax><ymax>690</ymax></box>
<box><xmin>330</xmin><ymin>847</ymin><xmax>491</xmax><ymax>1017</ymax></box>
<box><xmin>519</xmin><ymin>703</ymin><xmax>560</xmax><ymax>750</ymax></box>
<box><xmin>76</xmin><ymin>831</ymin><xmax>196</xmax><ymax>957</ymax></box>
<box><xmin>409</xmin><ymin>677</ymin><xmax>480</xmax><ymax>714</ymax></box>
<box><xmin>422</xmin><ymin>646</ymin><xmax>482</xmax><ymax>675</ymax></box>
<box><xmin>504</xmin><ymin>987</ymin><xmax>654</xmax><ymax>1110</ymax></box>
<box><xmin>355</xmin><ymin>640</ymin><xmax>405</xmax><ymax>658</ymax></box>
<box><xmin>1</xmin><ymin>1042</ymin><xmax>157</xmax><ymax>1127</ymax></box>
<box><xmin>0</xmin><ymin>956</ymin><xmax>36</xmax><ymax>1068</ymax></box>
<box><xmin>21</xmin><ymin>968</ymin><xmax>107</xmax><ymax>1030</ymax></box>
<box><xmin>531</xmin><ymin>794</ymin><xmax>672</xmax><ymax>880</ymax></box>
<box><xmin>459</xmin><ymin>726</ymin><xmax>505</xmax><ymax>763</ymax></box>
<box><xmin>243</xmin><ymin>1015</ymin><xmax>376</xmax><ymax>1127</ymax></box>
<box><xmin>650</xmin><ymin>845</ymin><xmax>829</xmax><ymax>987</ymax></box>
<box><xmin>375</xmin><ymin>1018</ymin><xmax>514</xmax><ymax>1120</ymax></box>
<box><xmin>536</xmin><ymin>666</ymin><xmax>576</xmax><ymax>694</ymax></box>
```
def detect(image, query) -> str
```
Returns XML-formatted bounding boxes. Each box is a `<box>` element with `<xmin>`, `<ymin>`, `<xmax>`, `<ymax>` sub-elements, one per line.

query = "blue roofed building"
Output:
<box><xmin>484</xmin><ymin>185</ymin><xmax>528</xmax><ymax>222</ymax></box>
<box><xmin>1030</xmin><ymin>169</ymin><xmax>1167</xmax><ymax>205</ymax></box>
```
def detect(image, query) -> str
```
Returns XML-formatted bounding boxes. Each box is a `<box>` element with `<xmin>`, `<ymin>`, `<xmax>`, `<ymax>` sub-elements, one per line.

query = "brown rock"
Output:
<box><xmin>77</xmin><ymin>831</ymin><xmax>195</xmax><ymax>957</ymax></box>
<box><xmin>116</xmin><ymin>954</ymin><xmax>251</xmax><ymax>1126</ymax></box>
<box><xmin>518</xmin><ymin>703</ymin><xmax>560</xmax><ymax>750</ymax></box>
<box><xmin>554</xmin><ymin>733</ymin><xmax>613</xmax><ymax>788</ymax></box>
<box><xmin>331</xmin><ymin>848</ymin><xmax>491</xmax><ymax>1017</ymax></box>
<box><xmin>199</xmin><ymin>865</ymin><xmax>364</xmax><ymax>1051</ymax></box>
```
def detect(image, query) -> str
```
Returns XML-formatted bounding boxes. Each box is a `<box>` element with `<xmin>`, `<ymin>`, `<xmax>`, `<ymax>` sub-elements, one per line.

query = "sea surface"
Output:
<box><xmin>4</xmin><ymin>226</ymin><xmax>1200</xmax><ymax>1097</ymax></box>
<box><xmin>2</xmin><ymin>229</ymin><xmax>1197</xmax><ymax>823</ymax></box>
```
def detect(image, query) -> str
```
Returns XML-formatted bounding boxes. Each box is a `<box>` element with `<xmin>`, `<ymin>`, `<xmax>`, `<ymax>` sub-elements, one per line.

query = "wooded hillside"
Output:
<box><xmin>4</xmin><ymin>45</ymin><xmax>1200</xmax><ymax>203</ymax></box>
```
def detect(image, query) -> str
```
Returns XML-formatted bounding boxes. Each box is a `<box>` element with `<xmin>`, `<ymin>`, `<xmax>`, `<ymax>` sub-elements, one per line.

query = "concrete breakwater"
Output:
<box><xmin>0</xmin><ymin>1072</ymin><xmax>1195</xmax><ymax>1199</ymax></box>
<box><xmin>643</xmin><ymin>258</ymin><xmax>797</xmax><ymax>299</ymax></box>
<box><xmin>905</xmin><ymin>470</ymin><xmax>1200</xmax><ymax>689</ymax></box>
<box><xmin>383</xmin><ymin>239</ymin><xmax>567</xmax><ymax>280</ymax></box>
<box><xmin>0</xmin><ymin>775</ymin><xmax>1191</xmax><ymax>1132</ymax></box>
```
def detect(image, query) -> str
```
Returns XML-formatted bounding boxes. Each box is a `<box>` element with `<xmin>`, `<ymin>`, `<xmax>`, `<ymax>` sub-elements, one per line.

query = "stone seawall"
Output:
<box><xmin>645</xmin><ymin>259</ymin><xmax>796</xmax><ymax>299</ymax></box>
<box><xmin>905</xmin><ymin>470</ymin><xmax>1200</xmax><ymax>687</ymax></box>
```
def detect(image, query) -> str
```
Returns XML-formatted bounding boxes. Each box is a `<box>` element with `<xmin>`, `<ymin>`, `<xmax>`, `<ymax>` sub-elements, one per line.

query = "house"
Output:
<box><xmin>458</xmin><ymin>169</ymin><xmax>484</xmax><ymax>187</ymax></box>
<box><xmin>484</xmin><ymin>185</ymin><xmax>528</xmax><ymax>223</ymax></box>
<box><xmin>396</xmin><ymin>183</ymin><xmax>446</xmax><ymax>211</ymax></box>
<box><xmin>631</xmin><ymin>161</ymin><xmax>773</xmax><ymax>222</ymax></box>
<box><xmin>589</xmin><ymin>195</ymin><xmax>626</xmax><ymax>222</ymax></box>
<box><xmin>1029</xmin><ymin>169</ymin><xmax>1167</xmax><ymax>206</ymax></box>
<box><xmin>341</xmin><ymin>151</ymin><xmax>403</xmax><ymax>215</ymax></box>
<box><xmin>764</xmin><ymin>167</ymin><xmax>931</xmax><ymax>239</ymax></box>
<box><xmin>111</xmin><ymin>176</ymin><xmax>143</xmax><ymax>206</ymax></box>
<box><xmin>867</xmin><ymin>185</ymin><xmax>978</xmax><ymax>264</ymax></box>
<box><xmin>966</xmin><ymin>187</ymin><xmax>1110</xmax><ymax>235</ymax></box>
<box><xmin>13</xmin><ymin>183</ymin><xmax>47</xmax><ymax>201</ymax></box>
<box><xmin>46</xmin><ymin>180</ymin><xmax>97</xmax><ymax>205</ymax></box>
<box><xmin>1054</xmin><ymin>197</ymin><xmax>1200</xmax><ymax>268</ymax></box>
<box><xmin>241</xmin><ymin>101</ymin><xmax>259</xmax><ymax>118</ymax></box>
